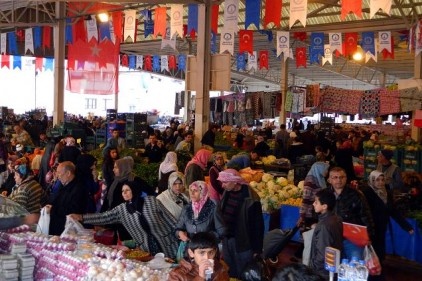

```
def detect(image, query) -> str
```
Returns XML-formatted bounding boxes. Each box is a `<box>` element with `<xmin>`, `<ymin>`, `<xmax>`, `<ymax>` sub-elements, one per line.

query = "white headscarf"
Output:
<box><xmin>368</xmin><ymin>170</ymin><xmax>388</xmax><ymax>204</ymax></box>
<box><xmin>158</xmin><ymin>152</ymin><xmax>178</xmax><ymax>179</ymax></box>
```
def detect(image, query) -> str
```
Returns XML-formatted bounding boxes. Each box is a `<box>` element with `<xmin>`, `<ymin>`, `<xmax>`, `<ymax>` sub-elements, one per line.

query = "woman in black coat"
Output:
<box><xmin>360</xmin><ymin>170</ymin><xmax>414</xmax><ymax>281</ymax></box>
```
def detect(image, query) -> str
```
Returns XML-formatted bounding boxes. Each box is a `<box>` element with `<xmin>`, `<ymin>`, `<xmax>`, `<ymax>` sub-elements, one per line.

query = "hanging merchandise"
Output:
<box><xmin>360</xmin><ymin>89</ymin><xmax>380</xmax><ymax>118</ymax></box>
<box><xmin>400</xmin><ymin>87</ymin><xmax>421</xmax><ymax>112</ymax></box>
<box><xmin>379</xmin><ymin>89</ymin><xmax>400</xmax><ymax>115</ymax></box>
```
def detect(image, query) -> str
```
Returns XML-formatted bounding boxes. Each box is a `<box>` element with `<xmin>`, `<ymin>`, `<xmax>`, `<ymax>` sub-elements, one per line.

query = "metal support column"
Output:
<box><xmin>193</xmin><ymin>0</ymin><xmax>212</xmax><ymax>152</ymax></box>
<box><xmin>52</xmin><ymin>1</ymin><xmax>66</xmax><ymax>126</ymax></box>
<box><xmin>279</xmin><ymin>58</ymin><xmax>289</xmax><ymax>125</ymax></box>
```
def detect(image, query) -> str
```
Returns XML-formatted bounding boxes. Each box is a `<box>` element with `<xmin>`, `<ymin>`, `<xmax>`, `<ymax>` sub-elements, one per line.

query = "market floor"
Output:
<box><xmin>268</xmin><ymin>242</ymin><xmax>422</xmax><ymax>281</ymax></box>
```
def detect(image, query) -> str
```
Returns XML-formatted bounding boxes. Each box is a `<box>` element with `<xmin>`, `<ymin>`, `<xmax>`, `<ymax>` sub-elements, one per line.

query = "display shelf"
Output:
<box><xmin>401</xmin><ymin>148</ymin><xmax>421</xmax><ymax>173</ymax></box>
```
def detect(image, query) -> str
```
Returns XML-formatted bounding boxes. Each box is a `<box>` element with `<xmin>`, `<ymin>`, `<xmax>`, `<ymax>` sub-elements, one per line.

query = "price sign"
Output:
<box><xmin>324</xmin><ymin>247</ymin><xmax>340</xmax><ymax>273</ymax></box>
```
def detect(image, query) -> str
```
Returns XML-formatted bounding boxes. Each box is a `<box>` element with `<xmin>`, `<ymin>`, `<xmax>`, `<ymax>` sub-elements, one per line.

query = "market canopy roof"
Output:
<box><xmin>0</xmin><ymin>0</ymin><xmax>421</xmax><ymax>90</ymax></box>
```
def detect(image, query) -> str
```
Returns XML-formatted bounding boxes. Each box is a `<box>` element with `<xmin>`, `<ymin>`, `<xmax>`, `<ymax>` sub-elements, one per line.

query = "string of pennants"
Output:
<box><xmin>0</xmin><ymin>55</ymin><xmax>53</xmax><ymax>71</ymax></box>
<box><xmin>0</xmin><ymin>1</ymin><xmax>421</xmax><ymax>72</ymax></box>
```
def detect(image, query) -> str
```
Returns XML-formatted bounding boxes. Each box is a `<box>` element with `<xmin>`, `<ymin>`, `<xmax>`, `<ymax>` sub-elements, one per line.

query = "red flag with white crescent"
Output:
<box><xmin>341</xmin><ymin>0</ymin><xmax>362</xmax><ymax>20</ymax></box>
<box><xmin>168</xmin><ymin>55</ymin><xmax>177</xmax><ymax>70</ymax></box>
<box><xmin>296</xmin><ymin>47</ymin><xmax>307</xmax><ymax>68</ymax></box>
<box><xmin>144</xmin><ymin>55</ymin><xmax>152</xmax><ymax>71</ymax></box>
<box><xmin>121</xmin><ymin>54</ymin><xmax>129</xmax><ymax>67</ymax></box>
<box><xmin>259</xmin><ymin>50</ymin><xmax>268</xmax><ymax>69</ymax></box>
<box><xmin>239</xmin><ymin>30</ymin><xmax>254</xmax><ymax>54</ymax></box>
<box><xmin>344</xmin><ymin>32</ymin><xmax>358</xmax><ymax>57</ymax></box>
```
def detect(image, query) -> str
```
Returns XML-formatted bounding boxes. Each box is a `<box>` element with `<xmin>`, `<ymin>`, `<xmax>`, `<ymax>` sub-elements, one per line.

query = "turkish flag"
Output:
<box><xmin>43</xmin><ymin>26</ymin><xmax>51</xmax><ymax>49</ymax></box>
<box><xmin>239</xmin><ymin>30</ymin><xmax>254</xmax><ymax>54</ymax></box>
<box><xmin>264</xmin><ymin>0</ymin><xmax>282</xmax><ymax>28</ymax></box>
<box><xmin>341</xmin><ymin>0</ymin><xmax>362</xmax><ymax>20</ymax></box>
<box><xmin>1</xmin><ymin>55</ymin><xmax>10</xmax><ymax>69</ymax></box>
<box><xmin>144</xmin><ymin>55</ymin><xmax>152</xmax><ymax>71</ymax></box>
<box><xmin>344</xmin><ymin>32</ymin><xmax>358</xmax><ymax>57</ymax></box>
<box><xmin>381</xmin><ymin>37</ymin><xmax>395</xmax><ymax>59</ymax></box>
<box><xmin>211</xmin><ymin>4</ymin><xmax>219</xmax><ymax>34</ymax></box>
<box><xmin>296</xmin><ymin>47</ymin><xmax>307</xmax><ymax>68</ymax></box>
<box><xmin>294</xmin><ymin>32</ymin><xmax>307</xmax><ymax>41</ymax></box>
<box><xmin>259</xmin><ymin>50</ymin><xmax>269</xmax><ymax>70</ymax></box>
<box><xmin>120</xmin><ymin>54</ymin><xmax>129</xmax><ymax>67</ymax></box>
<box><xmin>67</xmin><ymin>38</ymin><xmax>120</xmax><ymax>95</ymax></box>
<box><xmin>168</xmin><ymin>55</ymin><xmax>177</xmax><ymax>70</ymax></box>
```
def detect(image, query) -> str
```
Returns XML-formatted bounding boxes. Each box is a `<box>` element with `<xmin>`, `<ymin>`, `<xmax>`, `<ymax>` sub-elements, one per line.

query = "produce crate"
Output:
<box><xmin>363</xmin><ymin>147</ymin><xmax>380</xmax><ymax>179</ymax></box>
<box><xmin>401</xmin><ymin>148</ymin><xmax>421</xmax><ymax>173</ymax></box>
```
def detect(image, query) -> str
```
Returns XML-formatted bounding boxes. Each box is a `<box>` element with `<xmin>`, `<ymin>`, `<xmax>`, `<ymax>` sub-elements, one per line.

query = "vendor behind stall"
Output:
<box><xmin>70</xmin><ymin>181</ymin><xmax>179</xmax><ymax>258</ymax></box>
<box><xmin>376</xmin><ymin>149</ymin><xmax>405</xmax><ymax>192</ymax></box>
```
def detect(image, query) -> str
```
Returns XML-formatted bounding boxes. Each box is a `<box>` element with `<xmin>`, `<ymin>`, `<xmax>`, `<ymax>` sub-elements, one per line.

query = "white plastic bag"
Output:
<box><xmin>61</xmin><ymin>215</ymin><xmax>86</xmax><ymax>237</ymax></box>
<box><xmin>302</xmin><ymin>228</ymin><xmax>315</xmax><ymax>266</ymax></box>
<box><xmin>36</xmin><ymin>207</ymin><xmax>50</xmax><ymax>235</ymax></box>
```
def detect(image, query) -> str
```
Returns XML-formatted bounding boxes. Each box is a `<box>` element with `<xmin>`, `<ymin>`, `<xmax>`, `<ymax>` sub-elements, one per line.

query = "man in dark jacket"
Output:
<box><xmin>328</xmin><ymin>167</ymin><xmax>374</xmax><ymax>260</ymax></box>
<box><xmin>45</xmin><ymin>161</ymin><xmax>87</xmax><ymax>235</ymax></box>
<box><xmin>201</xmin><ymin>124</ymin><xmax>218</xmax><ymax>148</ymax></box>
<box><xmin>216</xmin><ymin>169</ymin><xmax>264</xmax><ymax>279</ymax></box>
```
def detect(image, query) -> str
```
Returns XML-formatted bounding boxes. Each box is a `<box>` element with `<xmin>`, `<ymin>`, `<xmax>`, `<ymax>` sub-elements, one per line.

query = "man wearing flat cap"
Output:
<box><xmin>376</xmin><ymin>149</ymin><xmax>404</xmax><ymax>192</ymax></box>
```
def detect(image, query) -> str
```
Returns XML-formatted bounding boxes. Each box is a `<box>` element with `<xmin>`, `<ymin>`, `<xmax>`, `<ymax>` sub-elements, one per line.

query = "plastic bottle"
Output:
<box><xmin>347</xmin><ymin>262</ymin><xmax>357</xmax><ymax>281</ymax></box>
<box><xmin>338</xmin><ymin>258</ymin><xmax>349</xmax><ymax>281</ymax></box>
<box><xmin>350</xmin><ymin>256</ymin><xmax>359</xmax><ymax>268</ymax></box>
<box><xmin>356</xmin><ymin>260</ymin><xmax>369</xmax><ymax>281</ymax></box>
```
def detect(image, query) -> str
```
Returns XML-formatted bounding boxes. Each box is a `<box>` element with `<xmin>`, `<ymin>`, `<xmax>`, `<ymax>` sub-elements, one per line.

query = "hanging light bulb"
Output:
<box><xmin>97</xmin><ymin>12</ymin><xmax>109</xmax><ymax>23</ymax></box>
<box><xmin>352</xmin><ymin>45</ymin><xmax>364</xmax><ymax>61</ymax></box>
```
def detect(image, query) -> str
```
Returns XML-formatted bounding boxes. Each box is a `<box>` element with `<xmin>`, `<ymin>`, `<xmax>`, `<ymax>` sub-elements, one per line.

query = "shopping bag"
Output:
<box><xmin>61</xmin><ymin>215</ymin><xmax>86</xmax><ymax>237</ymax></box>
<box><xmin>176</xmin><ymin>241</ymin><xmax>187</xmax><ymax>263</ymax></box>
<box><xmin>36</xmin><ymin>206</ymin><xmax>50</xmax><ymax>235</ymax></box>
<box><xmin>364</xmin><ymin>244</ymin><xmax>382</xmax><ymax>275</ymax></box>
<box><xmin>302</xmin><ymin>228</ymin><xmax>315</xmax><ymax>266</ymax></box>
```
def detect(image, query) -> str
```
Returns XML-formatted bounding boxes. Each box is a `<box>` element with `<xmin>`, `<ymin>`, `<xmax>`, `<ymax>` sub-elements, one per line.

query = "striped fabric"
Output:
<box><xmin>9</xmin><ymin>178</ymin><xmax>46</xmax><ymax>214</ymax></box>
<box><xmin>83</xmin><ymin>196</ymin><xmax>179</xmax><ymax>258</ymax></box>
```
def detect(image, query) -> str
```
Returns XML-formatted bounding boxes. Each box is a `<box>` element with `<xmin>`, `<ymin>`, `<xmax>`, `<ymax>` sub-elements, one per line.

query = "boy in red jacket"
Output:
<box><xmin>168</xmin><ymin>232</ymin><xmax>229</xmax><ymax>281</ymax></box>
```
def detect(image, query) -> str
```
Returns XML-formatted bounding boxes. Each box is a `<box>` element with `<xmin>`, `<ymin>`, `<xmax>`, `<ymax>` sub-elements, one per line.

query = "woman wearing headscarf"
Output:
<box><xmin>157</xmin><ymin>171</ymin><xmax>189</xmax><ymax>219</ymax></box>
<box><xmin>175</xmin><ymin>181</ymin><xmax>225</xmax><ymax>242</ymax></box>
<box><xmin>9</xmin><ymin>164</ymin><xmax>47</xmax><ymax>224</ymax></box>
<box><xmin>185</xmin><ymin>149</ymin><xmax>212</xmax><ymax>187</ymax></box>
<box><xmin>360</xmin><ymin>171</ymin><xmax>413</xmax><ymax>280</ymax></box>
<box><xmin>298</xmin><ymin>161</ymin><xmax>330</xmax><ymax>227</ymax></box>
<box><xmin>70</xmin><ymin>181</ymin><xmax>179</xmax><ymax>258</ymax></box>
<box><xmin>101</xmin><ymin>156</ymin><xmax>155</xmax><ymax>212</ymax></box>
<box><xmin>101</xmin><ymin>156</ymin><xmax>155</xmax><ymax>241</ymax></box>
<box><xmin>208</xmin><ymin>152</ymin><xmax>225</xmax><ymax>204</ymax></box>
<box><xmin>157</xmin><ymin>151</ymin><xmax>179</xmax><ymax>194</ymax></box>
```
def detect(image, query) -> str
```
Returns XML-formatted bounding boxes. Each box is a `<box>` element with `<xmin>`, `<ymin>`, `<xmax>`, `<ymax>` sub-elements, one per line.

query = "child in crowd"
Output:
<box><xmin>168</xmin><ymin>232</ymin><xmax>229</xmax><ymax>281</ymax></box>
<box><xmin>309</xmin><ymin>189</ymin><xmax>343</xmax><ymax>279</ymax></box>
